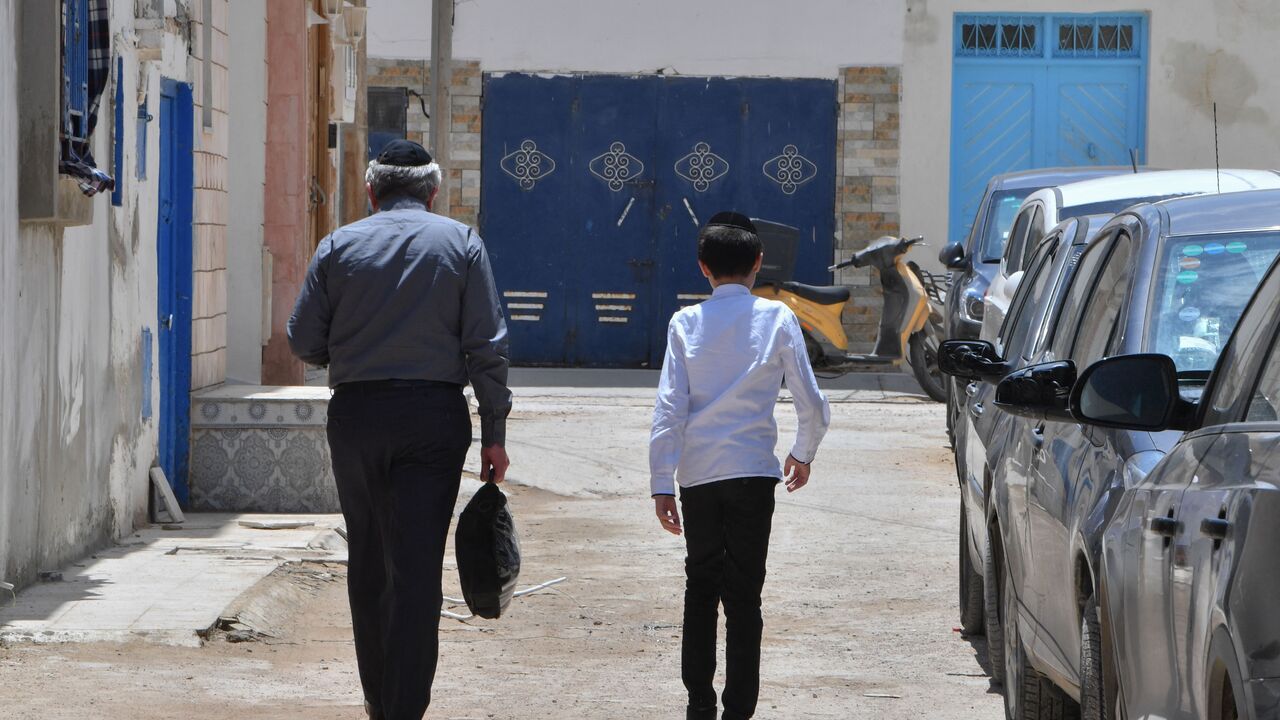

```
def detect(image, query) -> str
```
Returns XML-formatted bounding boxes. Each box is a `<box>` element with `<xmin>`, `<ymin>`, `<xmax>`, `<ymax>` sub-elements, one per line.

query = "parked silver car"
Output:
<box><xmin>1072</xmin><ymin>231</ymin><xmax>1280</xmax><ymax>720</ymax></box>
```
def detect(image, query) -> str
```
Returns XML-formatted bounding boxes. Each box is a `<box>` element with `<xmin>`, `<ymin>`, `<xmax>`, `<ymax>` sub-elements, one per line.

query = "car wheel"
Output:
<box><xmin>959</xmin><ymin>499</ymin><xmax>985</xmax><ymax>635</ymax></box>
<box><xmin>1002</xmin><ymin>550</ymin><xmax>1080</xmax><ymax>720</ymax></box>
<box><xmin>909</xmin><ymin>330</ymin><xmax>949</xmax><ymax>403</ymax></box>
<box><xmin>983</xmin><ymin>531</ymin><xmax>1006</xmax><ymax>685</ymax></box>
<box><xmin>1079</xmin><ymin>595</ymin><xmax>1109</xmax><ymax>720</ymax></box>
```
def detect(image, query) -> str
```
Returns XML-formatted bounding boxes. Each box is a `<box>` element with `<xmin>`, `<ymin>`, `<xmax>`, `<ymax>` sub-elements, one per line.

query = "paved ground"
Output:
<box><xmin>0</xmin><ymin>381</ymin><xmax>1001</xmax><ymax>719</ymax></box>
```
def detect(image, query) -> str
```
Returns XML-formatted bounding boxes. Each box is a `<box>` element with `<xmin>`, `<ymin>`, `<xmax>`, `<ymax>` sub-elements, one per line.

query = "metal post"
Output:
<box><xmin>429</xmin><ymin>0</ymin><xmax>453</xmax><ymax>215</ymax></box>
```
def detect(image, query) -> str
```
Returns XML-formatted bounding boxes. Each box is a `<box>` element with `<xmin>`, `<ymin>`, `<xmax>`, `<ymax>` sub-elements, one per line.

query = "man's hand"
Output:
<box><xmin>480</xmin><ymin>444</ymin><xmax>509</xmax><ymax>484</ymax></box>
<box><xmin>654</xmin><ymin>496</ymin><xmax>682</xmax><ymax>536</ymax></box>
<box><xmin>783</xmin><ymin>455</ymin><xmax>811</xmax><ymax>493</ymax></box>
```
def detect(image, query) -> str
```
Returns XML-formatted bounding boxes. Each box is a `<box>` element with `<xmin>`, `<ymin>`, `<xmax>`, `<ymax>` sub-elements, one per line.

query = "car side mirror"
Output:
<box><xmin>995</xmin><ymin>360</ymin><xmax>1077</xmax><ymax>422</ymax></box>
<box><xmin>938</xmin><ymin>339</ymin><xmax>1009</xmax><ymax>382</ymax></box>
<box><xmin>939</xmin><ymin>242</ymin><xmax>968</xmax><ymax>270</ymax></box>
<box><xmin>1005</xmin><ymin>269</ymin><xmax>1025</xmax><ymax>299</ymax></box>
<box><xmin>1070</xmin><ymin>354</ymin><xmax>1197</xmax><ymax>432</ymax></box>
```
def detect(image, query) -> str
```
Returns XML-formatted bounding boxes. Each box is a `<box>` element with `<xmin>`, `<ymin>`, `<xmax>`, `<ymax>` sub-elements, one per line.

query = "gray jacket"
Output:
<box><xmin>287</xmin><ymin>197</ymin><xmax>511</xmax><ymax>446</ymax></box>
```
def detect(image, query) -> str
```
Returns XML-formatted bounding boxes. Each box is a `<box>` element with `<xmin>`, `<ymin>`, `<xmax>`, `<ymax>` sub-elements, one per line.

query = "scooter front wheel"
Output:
<box><xmin>908</xmin><ymin>330</ymin><xmax>948</xmax><ymax>403</ymax></box>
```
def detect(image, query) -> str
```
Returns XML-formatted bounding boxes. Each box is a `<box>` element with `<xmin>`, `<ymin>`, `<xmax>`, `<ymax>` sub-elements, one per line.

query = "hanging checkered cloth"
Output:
<box><xmin>60</xmin><ymin>0</ymin><xmax>115</xmax><ymax>196</ymax></box>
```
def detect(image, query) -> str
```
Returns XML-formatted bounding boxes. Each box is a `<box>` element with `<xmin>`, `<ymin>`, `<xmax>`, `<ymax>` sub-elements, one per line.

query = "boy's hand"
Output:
<box><xmin>784</xmin><ymin>455</ymin><xmax>811</xmax><ymax>493</ymax></box>
<box><xmin>654</xmin><ymin>496</ymin><xmax>682</xmax><ymax>535</ymax></box>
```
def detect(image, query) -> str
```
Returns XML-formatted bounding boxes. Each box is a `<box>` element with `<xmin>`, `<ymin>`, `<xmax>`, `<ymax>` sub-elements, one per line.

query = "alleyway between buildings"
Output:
<box><xmin>0</xmin><ymin>382</ymin><xmax>1001</xmax><ymax>719</ymax></box>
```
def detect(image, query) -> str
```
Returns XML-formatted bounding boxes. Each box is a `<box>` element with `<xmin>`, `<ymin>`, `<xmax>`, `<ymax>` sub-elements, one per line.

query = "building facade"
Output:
<box><xmin>0</xmin><ymin>0</ymin><xmax>368</xmax><ymax>590</ymax></box>
<box><xmin>365</xmin><ymin>0</ymin><xmax>1280</xmax><ymax>363</ymax></box>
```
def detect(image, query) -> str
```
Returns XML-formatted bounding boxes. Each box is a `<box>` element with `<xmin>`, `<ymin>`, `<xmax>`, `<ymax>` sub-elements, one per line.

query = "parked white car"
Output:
<box><xmin>981</xmin><ymin>169</ymin><xmax>1280</xmax><ymax>340</ymax></box>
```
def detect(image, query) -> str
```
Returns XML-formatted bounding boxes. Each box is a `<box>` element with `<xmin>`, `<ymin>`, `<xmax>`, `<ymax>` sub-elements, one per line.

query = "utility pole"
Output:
<box><xmin>429</xmin><ymin>0</ymin><xmax>453</xmax><ymax>215</ymax></box>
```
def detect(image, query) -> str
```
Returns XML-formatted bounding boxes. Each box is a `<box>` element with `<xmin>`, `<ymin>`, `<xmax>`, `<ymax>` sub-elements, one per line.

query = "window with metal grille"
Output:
<box><xmin>1054</xmin><ymin>16</ymin><xmax>1143</xmax><ymax>58</ymax></box>
<box><xmin>368</xmin><ymin>86</ymin><xmax>408</xmax><ymax>161</ymax></box>
<box><xmin>956</xmin><ymin>15</ymin><xmax>1042</xmax><ymax>57</ymax></box>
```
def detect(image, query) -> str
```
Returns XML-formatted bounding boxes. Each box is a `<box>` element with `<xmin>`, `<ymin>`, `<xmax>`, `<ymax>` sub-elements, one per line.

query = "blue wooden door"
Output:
<box><xmin>157</xmin><ymin>79</ymin><xmax>194</xmax><ymax>505</ymax></box>
<box><xmin>481</xmin><ymin>74</ymin><xmax>836</xmax><ymax>367</ymax></box>
<box><xmin>570</xmin><ymin>75</ymin><xmax>662</xmax><ymax>365</ymax></box>
<box><xmin>653</xmin><ymin>77</ymin><xmax>837</xmax><ymax>357</ymax></box>
<box><xmin>481</xmin><ymin>74</ymin><xmax>576</xmax><ymax>365</ymax></box>
<box><xmin>949</xmin><ymin>14</ymin><xmax>1148</xmax><ymax>244</ymax></box>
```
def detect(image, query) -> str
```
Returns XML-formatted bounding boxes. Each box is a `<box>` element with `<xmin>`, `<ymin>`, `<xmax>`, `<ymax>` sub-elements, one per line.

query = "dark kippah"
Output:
<box><xmin>706</xmin><ymin>211</ymin><xmax>757</xmax><ymax>234</ymax></box>
<box><xmin>376</xmin><ymin>139</ymin><xmax>434</xmax><ymax>167</ymax></box>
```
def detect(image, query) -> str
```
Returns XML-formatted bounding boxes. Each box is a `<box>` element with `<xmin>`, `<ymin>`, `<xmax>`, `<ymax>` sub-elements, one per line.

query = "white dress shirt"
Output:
<box><xmin>649</xmin><ymin>283</ymin><xmax>831</xmax><ymax>496</ymax></box>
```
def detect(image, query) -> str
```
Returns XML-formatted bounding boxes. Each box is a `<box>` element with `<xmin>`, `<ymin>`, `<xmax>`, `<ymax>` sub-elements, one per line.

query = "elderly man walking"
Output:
<box><xmin>288</xmin><ymin>140</ymin><xmax>511</xmax><ymax>720</ymax></box>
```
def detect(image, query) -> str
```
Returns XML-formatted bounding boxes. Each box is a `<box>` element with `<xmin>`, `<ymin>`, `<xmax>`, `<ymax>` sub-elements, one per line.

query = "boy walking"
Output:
<box><xmin>650</xmin><ymin>212</ymin><xmax>830</xmax><ymax>720</ymax></box>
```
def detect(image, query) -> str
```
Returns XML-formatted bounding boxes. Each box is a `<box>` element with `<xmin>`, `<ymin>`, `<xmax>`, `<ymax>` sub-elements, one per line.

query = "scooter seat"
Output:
<box><xmin>780</xmin><ymin>281</ymin><xmax>850</xmax><ymax>306</ymax></box>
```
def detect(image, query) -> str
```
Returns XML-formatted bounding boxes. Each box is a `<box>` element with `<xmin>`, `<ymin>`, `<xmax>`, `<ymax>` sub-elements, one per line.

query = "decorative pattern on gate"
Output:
<box><xmin>590</xmin><ymin>142</ymin><xmax>645</xmax><ymax>191</ymax></box>
<box><xmin>500</xmin><ymin>140</ymin><xmax>556</xmax><ymax>190</ymax></box>
<box><xmin>762</xmin><ymin>145</ymin><xmax>818</xmax><ymax>195</ymax></box>
<box><xmin>674</xmin><ymin>142</ymin><xmax>729</xmax><ymax>192</ymax></box>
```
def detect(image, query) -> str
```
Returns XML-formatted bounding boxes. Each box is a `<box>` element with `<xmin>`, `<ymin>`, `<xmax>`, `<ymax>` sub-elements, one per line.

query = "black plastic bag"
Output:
<box><xmin>455</xmin><ymin>482</ymin><xmax>521</xmax><ymax>619</ymax></box>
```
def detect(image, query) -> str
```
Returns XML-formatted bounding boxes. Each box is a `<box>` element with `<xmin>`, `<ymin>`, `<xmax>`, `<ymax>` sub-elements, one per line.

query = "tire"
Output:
<box><xmin>959</xmin><ymin>499</ymin><xmax>985</xmax><ymax>635</ymax></box>
<box><xmin>1002</xmin><ymin>548</ymin><xmax>1081</xmax><ymax>720</ymax></box>
<box><xmin>909</xmin><ymin>329</ymin><xmax>948</xmax><ymax>403</ymax></box>
<box><xmin>803</xmin><ymin>330</ymin><xmax>824</xmax><ymax>370</ymax></box>
<box><xmin>984</xmin><ymin>533</ymin><xmax>1006</xmax><ymax>686</ymax></box>
<box><xmin>1080</xmin><ymin>596</ymin><xmax>1109</xmax><ymax>720</ymax></box>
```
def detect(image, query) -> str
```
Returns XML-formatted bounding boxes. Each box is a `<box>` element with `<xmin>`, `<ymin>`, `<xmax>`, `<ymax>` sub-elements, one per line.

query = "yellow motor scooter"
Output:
<box><xmin>752</xmin><ymin>234</ymin><xmax>949</xmax><ymax>401</ymax></box>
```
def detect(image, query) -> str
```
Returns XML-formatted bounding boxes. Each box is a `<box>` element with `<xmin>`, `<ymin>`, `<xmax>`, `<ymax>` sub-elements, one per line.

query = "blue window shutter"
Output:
<box><xmin>112</xmin><ymin>56</ymin><xmax>123</xmax><ymax>205</ymax></box>
<box><xmin>136</xmin><ymin>97</ymin><xmax>149</xmax><ymax>180</ymax></box>
<box><xmin>63</xmin><ymin>0</ymin><xmax>90</xmax><ymax>143</ymax></box>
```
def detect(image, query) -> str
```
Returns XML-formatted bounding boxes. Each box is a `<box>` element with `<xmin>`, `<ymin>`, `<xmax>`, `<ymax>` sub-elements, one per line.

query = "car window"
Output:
<box><xmin>1049</xmin><ymin>234</ymin><xmax>1115</xmax><ymax>359</ymax></box>
<box><xmin>1070</xmin><ymin>234</ymin><xmax>1133</xmax><ymax>368</ymax></box>
<box><xmin>1146</xmin><ymin>231</ymin><xmax>1280</xmax><ymax>374</ymax></box>
<box><xmin>1061</xmin><ymin>194</ymin><xmax>1194</xmax><ymax>219</ymax></box>
<box><xmin>1245</xmin><ymin>327</ymin><xmax>1280</xmax><ymax>422</ymax></box>
<box><xmin>980</xmin><ymin>190</ymin><xmax>1033</xmax><ymax>262</ymax></box>
<box><xmin>1004</xmin><ymin>207</ymin><xmax>1035</xmax><ymax>274</ymax></box>
<box><xmin>1200</xmin><ymin>251</ymin><xmax>1280</xmax><ymax>424</ymax></box>
<box><xmin>998</xmin><ymin>239</ymin><xmax>1057</xmax><ymax>359</ymax></box>
<box><xmin>1023</xmin><ymin>207</ymin><xmax>1046</xmax><ymax>272</ymax></box>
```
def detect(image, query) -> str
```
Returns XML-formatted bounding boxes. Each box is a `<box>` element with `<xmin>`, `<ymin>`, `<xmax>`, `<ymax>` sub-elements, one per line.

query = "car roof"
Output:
<box><xmin>1148</xmin><ymin>188</ymin><xmax>1280</xmax><ymax>237</ymax></box>
<box><xmin>1054</xmin><ymin>169</ymin><xmax>1280</xmax><ymax>209</ymax></box>
<box><xmin>990</xmin><ymin>166</ymin><xmax>1137</xmax><ymax>191</ymax></box>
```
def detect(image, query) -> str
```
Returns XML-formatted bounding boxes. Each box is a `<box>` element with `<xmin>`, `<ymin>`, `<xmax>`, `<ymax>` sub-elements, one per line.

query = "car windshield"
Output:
<box><xmin>1147</xmin><ymin>231</ymin><xmax>1280</xmax><ymax>373</ymax></box>
<box><xmin>979</xmin><ymin>189</ymin><xmax>1032</xmax><ymax>262</ymax></box>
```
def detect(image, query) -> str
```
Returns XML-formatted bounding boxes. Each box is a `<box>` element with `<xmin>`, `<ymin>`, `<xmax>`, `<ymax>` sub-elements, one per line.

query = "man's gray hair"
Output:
<box><xmin>365</xmin><ymin>159</ymin><xmax>443</xmax><ymax>204</ymax></box>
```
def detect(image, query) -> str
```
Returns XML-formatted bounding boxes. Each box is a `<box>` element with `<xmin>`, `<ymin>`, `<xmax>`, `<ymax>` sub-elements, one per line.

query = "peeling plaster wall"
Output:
<box><xmin>902</xmin><ymin>0</ymin><xmax>1280</xmax><ymax>262</ymax></box>
<box><xmin>0</xmin><ymin>0</ymin><xmax>189</xmax><ymax>589</ymax></box>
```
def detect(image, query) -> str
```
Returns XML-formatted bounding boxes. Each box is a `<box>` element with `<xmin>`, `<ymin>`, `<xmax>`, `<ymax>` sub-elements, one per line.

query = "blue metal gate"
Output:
<box><xmin>158</xmin><ymin>79</ymin><xmax>194</xmax><ymax>505</ymax></box>
<box><xmin>949</xmin><ymin>13</ymin><xmax>1148</xmax><ymax>244</ymax></box>
<box><xmin>481</xmin><ymin>74</ymin><xmax>837</xmax><ymax>367</ymax></box>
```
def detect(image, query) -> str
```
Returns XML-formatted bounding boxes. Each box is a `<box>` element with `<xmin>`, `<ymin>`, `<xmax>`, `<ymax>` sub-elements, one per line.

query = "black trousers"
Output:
<box><xmin>680</xmin><ymin>477</ymin><xmax>778</xmax><ymax>720</ymax></box>
<box><xmin>327</xmin><ymin>381</ymin><xmax>472</xmax><ymax>720</ymax></box>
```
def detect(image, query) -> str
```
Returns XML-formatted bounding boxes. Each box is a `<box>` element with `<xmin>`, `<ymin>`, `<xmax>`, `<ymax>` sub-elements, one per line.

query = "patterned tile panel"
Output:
<box><xmin>189</xmin><ymin>427</ymin><xmax>340</xmax><ymax>513</ymax></box>
<box><xmin>189</xmin><ymin>388</ymin><xmax>338</xmax><ymax>513</ymax></box>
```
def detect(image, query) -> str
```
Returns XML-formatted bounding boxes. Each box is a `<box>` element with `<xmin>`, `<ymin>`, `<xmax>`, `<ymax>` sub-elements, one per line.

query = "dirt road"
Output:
<box><xmin>0</xmin><ymin>387</ymin><xmax>1002</xmax><ymax>719</ymax></box>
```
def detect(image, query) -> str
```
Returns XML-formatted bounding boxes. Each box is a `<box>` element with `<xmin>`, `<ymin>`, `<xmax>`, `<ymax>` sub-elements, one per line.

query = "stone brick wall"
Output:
<box><xmin>366</xmin><ymin>58</ymin><xmax>482</xmax><ymax>227</ymax></box>
<box><xmin>190</xmin><ymin>0</ymin><xmax>230</xmax><ymax>389</ymax></box>
<box><xmin>835</xmin><ymin>66</ymin><xmax>901</xmax><ymax>352</ymax></box>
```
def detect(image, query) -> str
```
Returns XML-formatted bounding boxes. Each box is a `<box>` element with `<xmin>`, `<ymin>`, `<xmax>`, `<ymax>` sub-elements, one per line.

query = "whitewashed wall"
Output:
<box><xmin>0</xmin><ymin>0</ymin><xmax>190</xmax><ymax>589</ymax></box>
<box><xmin>367</xmin><ymin>0</ymin><xmax>905</xmax><ymax>77</ymax></box>
<box><xmin>226</xmin><ymin>0</ymin><xmax>268</xmax><ymax>384</ymax></box>
<box><xmin>901</xmin><ymin>0</ymin><xmax>1280</xmax><ymax>254</ymax></box>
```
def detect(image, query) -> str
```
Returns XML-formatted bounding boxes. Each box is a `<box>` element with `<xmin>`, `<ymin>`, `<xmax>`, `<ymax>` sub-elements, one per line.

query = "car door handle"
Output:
<box><xmin>970</xmin><ymin>402</ymin><xmax>984</xmax><ymax>418</ymax></box>
<box><xmin>1149</xmin><ymin>516</ymin><xmax>1179</xmax><ymax>538</ymax></box>
<box><xmin>1201</xmin><ymin>518</ymin><xmax>1230</xmax><ymax>542</ymax></box>
<box><xmin>1031</xmin><ymin>424</ymin><xmax>1045</xmax><ymax>450</ymax></box>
